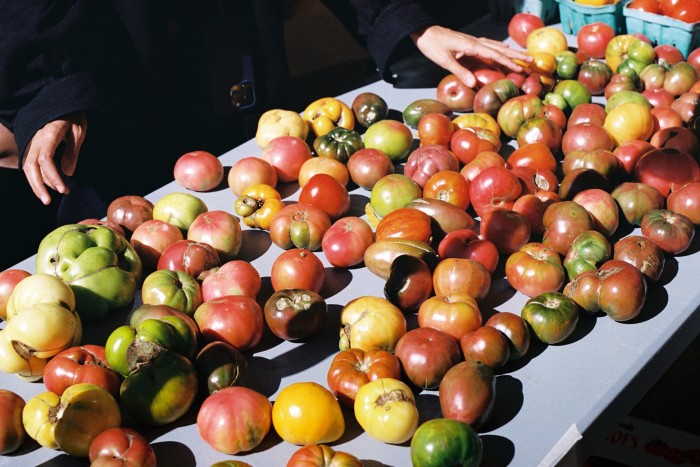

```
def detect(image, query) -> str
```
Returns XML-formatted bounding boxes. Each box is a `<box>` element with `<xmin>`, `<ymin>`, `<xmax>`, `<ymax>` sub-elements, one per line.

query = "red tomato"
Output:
<box><xmin>438</xmin><ymin>231</ymin><xmax>500</xmax><ymax>274</ymax></box>
<box><xmin>327</xmin><ymin>348</ymin><xmax>401</xmax><ymax>407</ymax></box>
<box><xmin>375</xmin><ymin>207</ymin><xmax>433</xmax><ymax>244</ymax></box>
<box><xmin>322</xmin><ymin>216</ymin><xmax>375</xmax><ymax>268</ymax></box>
<box><xmin>269</xmin><ymin>203</ymin><xmax>332</xmax><ymax>251</ymax></box>
<box><xmin>628</xmin><ymin>0</ymin><xmax>663</xmax><ymax>13</ymax></box>
<box><xmin>262</xmin><ymin>135</ymin><xmax>312</xmax><ymax>183</ymax></box>
<box><xmin>508</xmin><ymin>13</ymin><xmax>545</xmax><ymax>48</ymax></box>
<box><xmin>480</xmin><ymin>209</ymin><xmax>531</xmax><ymax>255</ymax></box>
<box><xmin>450</xmin><ymin>127</ymin><xmax>500</xmax><ymax>165</ymax></box>
<box><xmin>505</xmin><ymin>242</ymin><xmax>565</xmax><ymax>297</ymax></box>
<box><xmin>460</xmin><ymin>150</ymin><xmax>506</xmax><ymax>182</ymax></box>
<box><xmin>423</xmin><ymin>170</ymin><xmax>471</xmax><ymax>210</ymax></box>
<box><xmin>0</xmin><ymin>269</ymin><xmax>31</xmax><ymax>321</ymax></box>
<box><xmin>418</xmin><ymin>293</ymin><xmax>483</xmax><ymax>341</ymax></box>
<box><xmin>270</xmin><ymin>248</ymin><xmax>325</xmax><ymax>292</ymax></box>
<box><xmin>89</xmin><ymin>428</ymin><xmax>156</xmax><ymax>467</ymax></box>
<box><xmin>506</xmin><ymin>142</ymin><xmax>557</xmax><ymax>172</ymax></box>
<box><xmin>432</xmin><ymin>258</ymin><xmax>491</xmax><ymax>299</ymax></box>
<box><xmin>577</xmin><ymin>22</ymin><xmax>615</xmax><ymax>59</ymax></box>
<box><xmin>484</xmin><ymin>312</ymin><xmax>531</xmax><ymax>361</ymax></box>
<box><xmin>298</xmin><ymin>173</ymin><xmax>351</xmax><ymax>220</ymax></box>
<box><xmin>394</xmin><ymin>327</ymin><xmax>462</xmax><ymax>389</ymax></box>
<box><xmin>157</xmin><ymin>239</ymin><xmax>220</xmax><ymax>280</ymax></box>
<box><xmin>542</xmin><ymin>201</ymin><xmax>595</xmax><ymax>255</ymax></box>
<box><xmin>43</xmin><ymin>345</ymin><xmax>121</xmax><ymax>397</ymax></box>
<box><xmin>667</xmin><ymin>0</ymin><xmax>700</xmax><ymax>22</ymax></box>
<box><xmin>0</xmin><ymin>390</ymin><xmax>26</xmax><ymax>455</ymax></box>
<box><xmin>194</xmin><ymin>295</ymin><xmax>265</xmax><ymax>351</ymax></box>
<box><xmin>635</xmin><ymin>147</ymin><xmax>700</xmax><ymax>197</ymax></box>
<box><xmin>641</xmin><ymin>209</ymin><xmax>695</xmax><ymax>254</ymax></box>
<box><xmin>417</xmin><ymin>113</ymin><xmax>456</xmax><ymax>146</ymax></box>
<box><xmin>460</xmin><ymin>326</ymin><xmax>510</xmax><ymax>369</ymax></box>
<box><xmin>228</xmin><ymin>156</ymin><xmax>278</xmax><ymax>196</ymax></box>
<box><xmin>468</xmin><ymin>166</ymin><xmax>522</xmax><ymax>218</ymax></box>
<box><xmin>173</xmin><ymin>150</ymin><xmax>224</xmax><ymax>192</ymax></box>
<box><xmin>513</xmin><ymin>194</ymin><xmax>548</xmax><ymax>237</ymax></box>
<box><xmin>667</xmin><ymin>182</ymin><xmax>700</xmax><ymax>224</ymax></box>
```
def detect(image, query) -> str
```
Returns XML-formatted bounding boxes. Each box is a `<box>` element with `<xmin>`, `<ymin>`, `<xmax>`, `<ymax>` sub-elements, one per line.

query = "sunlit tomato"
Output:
<box><xmin>264</xmin><ymin>289</ymin><xmax>327</xmax><ymax>341</ymax></box>
<box><xmin>374</xmin><ymin>207</ymin><xmax>432</xmax><ymax>244</ymax></box>
<box><xmin>262</xmin><ymin>135</ymin><xmax>312</xmax><ymax>183</ymax></box>
<box><xmin>520</xmin><ymin>292</ymin><xmax>579</xmax><ymax>344</ymax></box>
<box><xmin>322</xmin><ymin>216</ymin><xmax>375</xmax><ymax>268</ymax></box>
<box><xmin>577</xmin><ymin>22</ymin><xmax>615</xmax><ymax>59</ymax></box>
<box><xmin>439</xmin><ymin>360</ymin><xmax>495</xmax><ymax>428</ymax></box>
<box><xmin>418</xmin><ymin>293</ymin><xmax>482</xmax><ymax>341</ymax></box>
<box><xmin>423</xmin><ymin>170</ymin><xmax>471</xmax><ymax>210</ymax></box>
<box><xmin>273</xmin><ymin>382</ymin><xmax>344</xmax><ymax>445</ymax></box>
<box><xmin>513</xmin><ymin>194</ymin><xmax>548</xmax><ymax>237</ymax></box>
<box><xmin>197</xmin><ymin>386</ymin><xmax>271</xmax><ymax>454</ymax></box>
<box><xmin>299</xmin><ymin>173</ymin><xmax>351</xmax><ymax>220</ymax></box>
<box><xmin>629</xmin><ymin>0</ymin><xmax>663</xmax><ymax>13</ymax></box>
<box><xmin>394</xmin><ymin>327</ymin><xmax>461</xmax><ymax>389</ymax></box>
<box><xmin>614</xmin><ymin>235</ymin><xmax>665</xmax><ymax>281</ymax></box>
<box><xmin>157</xmin><ymin>239</ymin><xmax>220</xmax><ymax>281</ymax></box>
<box><xmin>417</xmin><ymin>113</ymin><xmax>456</xmax><ymax>146</ymax></box>
<box><xmin>228</xmin><ymin>156</ymin><xmax>278</xmax><ymax>197</ymax></box>
<box><xmin>194</xmin><ymin>295</ymin><xmax>264</xmax><ymax>351</ymax></box>
<box><xmin>667</xmin><ymin>0</ymin><xmax>700</xmax><ymax>22</ymax></box>
<box><xmin>327</xmin><ymin>347</ymin><xmax>401</xmax><ymax>407</ymax></box>
<box><xmin>0</xmin><ymin>269</ymin><xmax>31</xmax><ymax>321</ymax></box>
<box><xmin>436</xmin><ymin>74</ymin><xmax>476</xmax><ymax>112</ymax></box>
<box><xmin>270</xmin><ymin>248</ymin><xmax>325</xmax><ymax>293</ymax></box>
<box><xmin>339</xmin><ymin>296</ymin><xmax>407</xmax><ymax>352</ymax></box>
<box><xmin>298</xmin><ymin>157</ymin><xmax>350</xmax><ymax>188</ymax></box>
<box><xmin>508</xmin><ymin>13</ymin><xmax>545</xmax><ymax>48</ymax></box>
<box><xmin>370</xmin><ymin>173</ymin><xmax>423</xmax><ymax>217</ymax></box>
<box><xmin>506</xmin><ymin>142</ymin><xmax>557</xmax><ymax>172</ymax></box>
<box><xmin>460</xmin><ymin>326</ymin><xmax>510</xmax><ymax>369</ymax></box>
<box><xmin>269</xmin><ymin>203</ymin><xmax>332</xmax><ymax>251</ymax></box>
<box><xmin>173</xmin><ymin>150</ymin><xmax>224</xmax><ymax>192</ymax></box>
<box><xmin>635</xmin><ymin>147</ymin><xmax>700</xmax><ymax>197</ymax></box>
<box><xmin>452</xmin><ymin>113</ymin><xmax>501</xmax><ymax>138</ymax></box>
<box><xmin>527</xmin><ymin>27</ymin><xmax>568</xmax><ymax>56</ymax></box>
<box><xmin>354</xmin><ymin>378</ymin><xmax>419</xmax><ymax>444</ymax></box>
<box><xmin>641</xmin><ymin>209</ymin><xmax>695</xmax><ymax>254</ymax></box>
<box><xmin>485</xmin><ymin>312</ymin><xmax>531</xmax><ymax>360</ymax></box>
<box><xmin>234</xmin><ymin>183</ymin><xmax>284</xmax><ymax>230</ymax></box>
<box><xmin>437</xmin><ymin>231</ymin><xmax>500</xmax><ymax>274</ymax></box>
<box><xmin>411</xmin><ymin>418</ymin><xmax>482</xmax><ymax>467</ymax></box>
<box><xmin>613</xmin><ymin>140</ymin><xmax>656</xmax><ymax>177</ymax></box>
<box><xmin>611</xmin><ymin>181</ymin><xmax>665</xmax><ymax>226</ymax></box>
<box><xmin>542</xmin><ymin>201</ymin><xmax>595</xmax><ymax>255</ymax></box>
<box><xmin>469</xmin><ymin>166</ymin><xmax>522</xmax><ymax>218</ymax></box>
<box><xmin>667</xmin><ymin>182</ymin><xmax>700</xmax><ymax>224</ymax></box>
<box><xmin>201</xmin><ymin>260</ymin><xmax>261</xmax><ymax>301</ymax></box>
<box><xmin>88</xmin><ymin>428</ymin><xmax>157</xmax><ymax>467</ymax></box>
<box><xmin>287</xmin><ymin>445</ymin><xmax>363</xmax><ymax>467</ymax></box>
<box><xmin>505</xmin><ymin>242</ymin><xmax>565</xmax><ymax>297</ymax></box>
<box><xmin>564</xmin><ymin>259</ymin><xmax>647</xmax><ymax>321</ymax></box>
<box><xmin>42</xmin><ymin>345</ymin><xmax>120</xmax><ymax>397</ymax></box>
<box><xmin>432</xmin><ymin>258</ymin><xmax>491</xmax><ymax>300</ymax></box>
<box><xmin>346</xmin><ymin>148</ymin><xmax>395</xmax><ymax>190</ymax></box>
<box><xmin>460</xmin><ymin>151</ymin><xmax>507</xmax><ymax>183</ymax></box>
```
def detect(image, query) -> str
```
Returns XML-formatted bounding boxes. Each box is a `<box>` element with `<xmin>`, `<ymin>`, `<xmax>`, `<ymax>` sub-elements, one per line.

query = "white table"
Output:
<box><xmin>3</xmin><ymin>21</ymin><xmax>700</xmax><ymax>467</ymax></box>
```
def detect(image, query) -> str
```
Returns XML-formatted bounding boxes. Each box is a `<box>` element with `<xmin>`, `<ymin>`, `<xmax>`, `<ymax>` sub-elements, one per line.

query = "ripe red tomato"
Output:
<box><xmin>417</xmin><ymin>293</ymin><xmax>483</xmax><ymax>341</ymax></box>
<box><xmin>89</xmin><ymin>428</ymin><xmax>156</xmax><ymax>467</ymax></box>
<box><xmin>468</xmin><ymin>166</ymin><xmax>522</xmax><ymax>218</ymax></box>
<box><xmin>667</xmin><ymin>0</ymin><xmax>700</xmax><ymax>22</ymax></box>
<box><xmin>298</xmin><ymin>173</ymin><xmax>351</xmax><ymax>220</ymax></box>
<box><xmin>157</xmin><ymin>239</ymin><xmax>220</xmax><ymax>280</ymax></box>
<box><xmin>505</xmin><ymin>242</ymin><xmax>566</xmax><ymax>297</ymax></box>
<box><xmin>508</xmin><ymin>13</ymin><xmax>545</xmax><ymax>48</ymax></box>
<box><xmin>460</xmin><ymin>326</ymin><xmax>510</xmax><ymax>369</ymax></box>
<box><xmin>43</xmin><ymin>345</ymin><xmax>121</xmax><ymax>397</ymax></box>
<box><xmin>322</xmin><ymin>216</ymin><xmax>375</xmax><ymax>268</ymax></box>
<box><xmin>628</xmin><ymin>0</ymin><xmax>663</xmax><ymax>14</ymax></box>
<box><xmin>394</xmin><ymin>327</ymin><xmax>462</xmax><ymax>389</ymax></box>
<box><xmin>432</xmin><ymin>258</ymin><xmax>491</xmax><ymax>299</ymax></box>
<box><xmin>450</xmin><ymin>127</ymin><xmax>500</xmax><ymax>165</ymax></box>
<box><xmin>641</xmin><ymin>209</ymin><xmax>695</xmax><ymax>254</ymax></box>
<box><xmin>417</xmin><ymin>113</ymin><xmax>456</xmax><ymax>146</ymax></box>
<box><xmin>375</xmin><ymin>207</ymin><xmax>433</xmax><ymax>244</ymax></box>
<box><xmin>484</xmin><ymin>312</ymin><xmax>531</xmax><ymax>360</ymax></box>
<box><xmin>173</xmin><ymin>150</ymin><xmax>224</xmax><ymax>192</ymax></box>
<box><xmin>423</xmin><ymin>170</ymin><xmax>471</xmax><ymax>210</ymax></box>
<box><xmin>194</xmin><ymin>295</ymin><xmax>265</xmax><ymax>351</ymax></box>
<box><xmin>667</xmin><ymin>182</ymin><xmax>700</xmax><ymax>224</ymax></box>
<box><xmin>270</xmin><ymin>248</ymin><xmax>325</xmax><ymax>292</ymax></box>
<box><xmin>506</xmin><ymin>142</ymin><xmax>557</xmax><ymax>173</ymax></box>
<box><xmin>577</xmin><ymin>22</ymin><xmax>615</xmax><ymax>59</ymax></box>
<box><xmin>480</xmin><ymin>209</ymin><xmax>531</xmax><ymax>255</ymax></box>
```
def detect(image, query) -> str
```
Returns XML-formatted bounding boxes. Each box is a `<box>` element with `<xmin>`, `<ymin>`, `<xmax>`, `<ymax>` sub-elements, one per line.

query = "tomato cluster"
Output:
<box><xmin>1</xmin><ymin>20</ymin><xmax>700</xmax><ymax>467</ymax></box>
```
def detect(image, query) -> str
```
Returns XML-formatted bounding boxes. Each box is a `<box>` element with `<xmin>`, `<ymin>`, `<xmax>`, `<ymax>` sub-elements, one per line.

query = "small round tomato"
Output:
<box><xmin>418</xmin><ymin>293</ymin><xmax>482</xmax><ymax>341</ymax></box>
<box><xmin>327</xmin><ymin>347</ymin><xmax>402</xmax><ymax>407</ymax></box>
<box><xmin>272</xmin><ymin>382</ymin><xmax>344</xmax><ymax>445</ymax></box>
<box><xmin>460</xmin><ymin>326</ymin><xmax>510</xmax><ymax>369</ymax></box>
<box><xmin>423</xmin><ymin>170</ymin><xmax>471</xmax><ymax>210</ymax></box>
<box><xmin>411</xmin><ymin>418</ymin><xmax>482</xmax><ymax>467</ymax></box>
<box><xmin>264</xmin><ymin>289</ymin><xmax>327</xmax><ymax>341</ymax></box>
<box><xmin>485</xmin><ymin>312</ymin><xmax>531</xmax><ymax>361</ymax></box>
<box><xmin>354</xmin><ymin>378</ymin><xmax>419</xmax><ymax>444</ymax></box>
<box><xmin>505</xmin><ymin>242</ymin><xmax>565</xmax><ymax>297</ymax></box>
<box><xmin>270</xmin><ymin>248</ymin><xmax>325</xmax><ymax>293</ymax></box>
<box><xmin>521</xmin><ymin>292</ymin><xmax>579</xmax><ymax>344</ymax></box>
<box><xmin>394</xmin><ymin>327</ymin><xmax>461</xmax><ymax>390</ymax></box>
<box><xmin>299</xmin><ymin>173</ymin><xmax>351</xmax><ymax>220</ymax></box>
<box><xmin>322</xmin><ymin>216</ymin><xmax>375</xmax><ymax>268</ymax></box>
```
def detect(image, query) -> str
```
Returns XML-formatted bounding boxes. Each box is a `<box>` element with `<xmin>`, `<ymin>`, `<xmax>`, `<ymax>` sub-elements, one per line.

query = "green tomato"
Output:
<box><xmin>605</xmin><ymin>90</ymin><xmax>650</xmax><ymax>113</ymax></box>
<box><xmin>410</xmin><ymin>418</ymin><xmax>482</xmax><ymax>467</ymax></box>
<box><xmin>312</xmin><ymin>127</ymin><xmax>363</xmax><ymax>163</ymax></box>
<box><xmin>552</xmin><ymin>80</ymin><xmax>591</xmax><ymax>114</ymax></box>
<box><xmin>119</xmin><ymin>351</ymin><xmax>198</xmax><ymax>426</ymax></box>
<box><xmin>521</xmin><ymin>292</ymin><xmax>579</xmax><ymax>345</ymax></box>
<box><xmin>35</xmin><ymin>224</ymin><xmax>142</xmax><ymax>322</ymax></box>
<box><xmin>105</xmin><ymin>325</ymin><xmax>137</xmax><ymax>376</ymax></box>
<box><xmin>628</xmin><ymin>40</ymin><xmax>655</xmax><ymax>67</ymax></box>
<box><xmin>555</xmin><ymin>50</ymin><xmax>579</xmax><ymax>80</ymax></box>
<box><xmin>141</xmin><ymin>269</ymin><xmax>202</xmax><ymax>316</ymax></box>
<box><xmin>402</xmin><ymin>99</ymin><xmax>452</xmax><ymax>128</ymax></box>
<box><xmin>152</xmin><ymin>192</ymin><xmax>208</xmax><ymax>232</ymax></box>
<box><xmin>543</xmin><ymin>92</ymin><xmax>568</xmax><ymax>113</ymax></box>
<box><xmin>369</xmin><ymin>174</ymin><xmax>422</xmax><ymax>217</ymax></box>
<box><xmin>563</xmin><ymin>230</ymin><xmax>612</xmax><ymax>281</ymax></box>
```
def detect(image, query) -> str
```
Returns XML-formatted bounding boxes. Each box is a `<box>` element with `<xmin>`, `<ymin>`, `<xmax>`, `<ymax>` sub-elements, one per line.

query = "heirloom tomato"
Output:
<box><xmin>157</xmin><ymin>239</ymin><xmax>220</xmax><ymax>280</ymax></box>
<box><xmin>270</xmin><ymin>248</ymin><xmax>325</xmax><ymax>293</ymax></box>
<box><xmin>194</xmin><ymin>295</ymin><xmax>264</xmax><ymax>351</ymax></box>
<box><xmin>339</xmin><ymin>296</ymin><xmax>406</xmax><ymax>352</ymax></box>
<box><xmin>0</xmin><ymin>389</ymin><xmax>25</xmax><ymax>455</ymax></box>
<box><xmin>394</xmin><ymin>327</ymin><xmax>461</xmax><ymax>389</ymax></box>
<box><xmin>234</xmin><ymin>183</ymin><xmax>283</xmax><ymax>230</ymax></box>
<box><xmin>227</xmin><ymin>156</ymin><xmax>277</xmax><ymax>196</ymax></box>
<box><xmin>450</xmin><ymin>126</ymin><xmax>500</xmax><ymax>165</ymax></box>
<box><xmin>273</xmin><ymin>382</ymin><xmax>344</xmax><ymax>445</ymax></box>
<box><xmin>542</xmin><ymin>201</ymin><xmax>595</xmax><ymax>255</ymax></box>
<box><xmin>327</xmin><ymin>347</ymin><xmax>402</xmax><ymax>407</ymax></box>
<box><xmin>352</xmin><ymin>91</ymin><xmax>389</xmax><ymax>128</ymax></box>
<box><xmin>411</xmin><ymin>418</ymin><xmax>482</xmax><ymax>467</ymax></box>
<box><xmin>527</xmin><ymin>27</ymin><xmax>568</xmax><ymax>56</ymax></box>
<box><xmin>264</xmin><ymin>289</ymin><xmax>327</xmax><ymax>340</ymax></box>
<box><xmin>88</xmin><ymin>428</ymin><xmax>156</xmax><ymax>467</ymax></box>
<box><xmin>485</xmin><ymin>312</ymin><xmax>531</xmax><ymax>360</ymax></box>
<box><xmin>287</xmin><ymin>444</ymin><xmax>363</xmax><ymax>467</ymax></box>
<box><xmin>432</xmin><ymin>258</ymin><xmax>491</xmax><ymax>300</ymax></box>
<box><xmin>269</xmin><ymin>203</ymin><xmax>332</xmax><ymax>251</ymax></box>
<box><xmin>43</xmin><ymin>345</ymin><xmax>120</xmax><ymax>397</ymax></box>
<box><xmin>375</xmin><ymin>207</ymin><xmax>432</xmax><ymax>244</ymax></box>
<box><xmin>404</xmin><ymin>144</ymin><xmax>460</xmax><ymax>188</ymax></box>
<box><xmin>563</xmin><ymin>230</ymin><xmax>612</xmax><ymax>280</ymax></box>
<box><xmin>505</xmin><ymin>242</ymin><xmax>566</xmax><ymax>297</ymax></box>
<box><xmin>641</xmin><ymin>209</ymin><xmax>695</xmax><ymax>254</ymax></box>
<box><xmin>298</xmin><ymin>156</ymin><xmax>350</xmax><ymax>188</ymax></box>
<box><xmin>439</xmin><ymin>360</ymin><xmax>495</xmax><ymax>428</ymax></box>
<box><xmin>322</xmin><ymin>216</ymin><xmax>375</xmax><ymax>268</ymax></box>
<box><xmin>577</xmin><ymin>22</ymin><xmax>615</xmax><ymax>59</ymax></box>
<box><xmin>423</xmin><ymin>170</ymin><xmax>471</xmax><ymax>210</ymax></box>
<box><xmin>460</xmin><ymin>326</ymin><xmax>510</xmax><ymax>369</ymax></box>
<box><xmin>436</xmin><ymin>74</ymin><xmax>476</xmax><ymax>112</ymax></box>
<box><xmin>313</xmin><ymin>127</ymin><xmax>363</xmax><ymax>163</ymax></box>
<box><xmin>141</xmin><ymin>269</ymin><xmax>202</xmax><ymax>316</ymax></box>
<box><xmin>611</xmin><ymin>182</ymin><xmax>665</xmax><ymax>226</ymax></box>
<box><xmin>480</xmin><ymin>209</ymin><xmax>531</xmax><ymax>255</ymax></box>
<box><xmin>418</xmin><ymin>293</ymin><xmax>482</xmax><ymax>341</ymax></box>
<box><xmin>195</xmin><ymin>341</ymin><xmax>248</xmax><ymax>396</ymax></box>
<box><xmin>354</xmin><ymin>378</ymin><xmax>419</xmax><ymax>444</ymax></box>
<box><xmin>667</xmin><ymin>182</ymin><xmax>700</xmax><ymax>225</ymax></box>
<box><xmin>346</xmin><ymin>148</ymin><xmax>394</xmax><ymax>190</ymax></box>
<box><xmin>173</xmin><ymin>150</ymin><xmax>223</xmax><ymax>192</ymax></box>
<box><xmin>417</xmin><ymin>113</ymin><xmax>456</xmax><ymax>146</ymax></box>
<box><xmin>299</xmin><ymin>173</ymin><xmax>351</xmax><ymax>220</ymax></box>
<box><xmin>197</xmin><ymin>386</ymin><xmax>272</xmax><ymax>454</ymax></box>
<box><xmin>262</xmin><ymin>135</ymin><xmax>312</xmax><ymax>183</ymax></box>
<box><xmin>508</xmin><ymin>13</ymin><xmax>544</xmax><ymax>48</ymax></box>
<box><xmin>370</xmin><ymin>174</ymin><xmax>423</xmax><ymax>217</ymax></box>
<box><xmin>614</xmin><ymin>235</ymin><xmax>665</xmax><ymax>281</ymax></box>
<box><xmin>303</xmin><ymin>97</ymin><xmax>355</xmax><ymax>137</ymax></box>
<box><xmin>521</xmin><ymin>292</ymin><xmax>579</xmax><ymax>344</ymax></box>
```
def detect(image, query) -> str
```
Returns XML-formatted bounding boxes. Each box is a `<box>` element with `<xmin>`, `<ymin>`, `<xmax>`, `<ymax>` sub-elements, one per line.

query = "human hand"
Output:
<box><xmin>22</xmin><ymin>111</ymin><xmax>87</xmax><ymax>205</ymax></box>
<box><xmin>411</xmin><ymin>25</ymin><xmax>532</xmax><ymax>88</ymax></box>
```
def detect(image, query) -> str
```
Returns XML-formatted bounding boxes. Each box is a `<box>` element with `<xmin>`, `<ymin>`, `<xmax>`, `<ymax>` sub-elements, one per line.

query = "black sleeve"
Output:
<box><xmin>0</xmin><ymin>0</ymin><xmax>99</xmax><ymax>166</ymax></box>
<box><xmin>321</xmin><ymin>1</ymin><xmax>435</xmax><ymax>81</ymax></box>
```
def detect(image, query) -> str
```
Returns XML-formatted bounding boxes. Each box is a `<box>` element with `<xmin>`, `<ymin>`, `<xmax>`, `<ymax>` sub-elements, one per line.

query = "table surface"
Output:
<box><xmin>3</xmin><ymin>19</ymin><xmax>700</xmax><ymax>467</ymax></box>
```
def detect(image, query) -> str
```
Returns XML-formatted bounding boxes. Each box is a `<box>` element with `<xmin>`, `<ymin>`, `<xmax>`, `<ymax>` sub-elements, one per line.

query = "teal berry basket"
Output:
<box><xmin>490</xmin><ymin>0</ymin><xmax>560</xmax><ymax>25</ymax></box>
<box><xmin>624</xmin><ymin>7</ymin><xmax>700</xmax><ymax>58</ymax></box>
<box><xmin>556</xmin><ymin>0</ymin><xmax>629</xmax><ymax>35</ymax></box>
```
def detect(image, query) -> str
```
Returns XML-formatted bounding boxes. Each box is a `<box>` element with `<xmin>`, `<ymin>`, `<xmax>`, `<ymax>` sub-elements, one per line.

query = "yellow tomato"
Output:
<box><xmin>529</xmin><ymin>52</ymin><xmax>558</xmax><ymax>76</ymax></box>
<box><xmin>234</xmin><ymin>183</ymin><xmax>284</xmax><ymax>230</ymax></box>
<box><xmin>605</xmin><ymin>34</ymin><xmax>640</xmax><ymax>75</ymax></box>
<box><xmin>298</xmin><ymin>157</ymin><xmax>350</xmax><ymax>187</ymax></box>
<box><xmin>354</xmin><ymin>378</ymin><xmax>419</xmax><ymax>444</ymax></box>
<box><xmin>452</xmin><ymin>113</ymin><xmax>501</xmax><ymax>138</ymax></box>
<box><xmin>526</xmin><ymin>27</ymin><xmax>568</xmax><ymax>56</ymax></box>
<box><xmin>255</xmin><ymin>108</ymin><xmax>309</xmax><ymax>149</ymax></box>
<box><xmin>303</xmin><ymin>97</ymin><xmax>355</xmax><ymax>137</ymax></box>
<box><xmin>604</xmin><ymin>102</ymin><xmax>654</xmax><ymax>147</ymax></box>
<box><xmin>272</xmin><ymin>382</ymin><xmax>344</xmax><ymax>445</ymax></box>
<box><xmin>339</xmin><ymin>296</ymin><xmax>406</xmax><ymax>352</ymax></box>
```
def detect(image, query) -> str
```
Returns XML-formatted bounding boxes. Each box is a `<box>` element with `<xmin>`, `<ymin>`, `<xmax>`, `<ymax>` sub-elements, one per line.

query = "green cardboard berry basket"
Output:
<box><xmin>556</xmin><ymin>0</ymin><xmax>629</xmax><ymax>35</ymax></box>
<box><xmin>490</xmin><ymin>0</ymin><xmax>560</xmax><ymax>25</ymax></box>
<box><xmin>624</xmin><ymin>7</ymin><xmax>700</xmax><ymax>59</ymax></box>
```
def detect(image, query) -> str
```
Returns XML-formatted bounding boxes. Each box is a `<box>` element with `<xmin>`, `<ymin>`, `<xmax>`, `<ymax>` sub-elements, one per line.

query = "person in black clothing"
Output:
<box><xmin>0</xmin><ymin>0</ymin><xmax>527</xmax><ymax>270</ymax></box>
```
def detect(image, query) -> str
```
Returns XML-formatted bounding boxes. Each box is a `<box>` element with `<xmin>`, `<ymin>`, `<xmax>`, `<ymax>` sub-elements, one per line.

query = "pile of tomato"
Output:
<box><xmin>2</xmin><ymin>16</ymin><xmax>700</xmax><ymax>467</ymax></box>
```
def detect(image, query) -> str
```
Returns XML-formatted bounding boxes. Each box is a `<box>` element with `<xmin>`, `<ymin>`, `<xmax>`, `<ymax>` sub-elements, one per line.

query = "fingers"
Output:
<box><xmin>61</xmin><ymin>121</ymin><xmax>86</xmax><ymax>176</ymax></box>
<box><xmin>22</xmin><ymin>121</ymin><xmax>72</xmax><ymax>204</ymax></box>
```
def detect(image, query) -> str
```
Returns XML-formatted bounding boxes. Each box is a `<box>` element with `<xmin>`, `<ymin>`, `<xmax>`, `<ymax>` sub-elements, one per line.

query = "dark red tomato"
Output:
<box><xmin>542</xmin><ymin>201</ymin><xmax>595</xmax><ymax>255</ymax></box>
<box><xmin>394</xmin><ymin>327</ymin><xmax>462</xmax><ymax>390</ymax></box>
<box><xmin>635</xmin><ymin>147</ymin><xmax>700</xmax><ymax>197</ymax></box>
<box><xmin>614</xmin><ymin>235</ymin><xmax>665</xmax><ymax>281</ymax></box>
<box><xmin>460</xmin><ymin>326</ymin><xmax>510</xmax><ymax>369</ymax></box>
<box><xmin>437</xmin><ymin>229</ymin><xmax>499</xmax><ymax>274</ymax></box>
<box><xmin>157</xmin><ymin>239</ymin><xmax>220</xmax><ymax>280</ymax></box>
<box><xmin>264</xmin><ymin>289</ymin><xmax>327</xmax><ymax>341</ymax></box>
<box><xmin>513</xmin><ymin>194</ymin><xmax>548</xmax><ymax>237</ymax></box>
<box><xmin>439</xmin><ymin>360</ymin><xmax>495</xmax><ymax>429</ymax></box>
<box><xmin>298</xmin><ymin>173</ymin><xmax>351</xmax><ymax>220</ymax></box>
<box><xmin>480</xmin><ymin>209</ymin><xmax>531</xmax><ymax>255</ymax></box>
<box><xmin>510</xmin><ymin>166</ymin><xmax>559</xmax><ymax>195</ymax></box>
<box><xmin>484</xmin><ymin>312</ymin><xmax>531</xmax><ymax>361</ymax></box>
<box><xmin>43</xmin><ymin>345</ymin><xmax>121</xmax><ymax>397</ymax></box>
<box><xmin>88</xmin><ymin>428</ymin><xmax>157</xmax><ymax>467</ymax></box>
<box><xmin>641</xmin><ymin>208</ymin><xmax>695</xmax><ymax>254</ymax></box>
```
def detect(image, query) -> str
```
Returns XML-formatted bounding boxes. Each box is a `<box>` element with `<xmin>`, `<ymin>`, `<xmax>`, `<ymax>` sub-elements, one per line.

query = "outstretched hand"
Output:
<box><xmin>22</xmin><ymin>111</ymin><xmax>87</xmax><ymax>205</ymax></box>
<box><xmin>411</xmin><ymin>25</ymin><xmax>532</xmax><ymax>88</ymax></box>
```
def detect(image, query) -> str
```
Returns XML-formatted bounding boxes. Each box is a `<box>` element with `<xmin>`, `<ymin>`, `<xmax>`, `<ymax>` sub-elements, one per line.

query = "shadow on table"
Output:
<box><xmin>628</xmin><ymin>281</ymin><xmax>669</xmax><ymax>324</ymax></box>
<box><xmin>481</xmin><ymin>434</ymin><xmax>516</xmax><ymax>466</ymax></box>
<box><xmin>237</xmin><ymin>229</ymin><xmax>273</xmax><ymax>263</ymax></box>
<box><xmin>483</xmin><ymin>374</ymin><xmax>524</xmax><ymax>433</ymax></box>
<box><xmin>150</xmin><ymin>441</ymin><xmax>197</xmax><ymax>466</ymax></box>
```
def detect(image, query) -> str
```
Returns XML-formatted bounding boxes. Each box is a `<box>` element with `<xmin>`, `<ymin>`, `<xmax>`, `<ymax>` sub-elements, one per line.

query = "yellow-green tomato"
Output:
<box><xmin>5</xmin><ymin>273</ymin><xmax>76</xmax><ymax>320</ymax></box>
<box><xmin>339</xmin><ymin>296</ymin><xmax>406</xmax><ymax>352</ymax></box>
<box><xmin>4</xmin><ymin>302</ymin><xmax>80</xmax><ymax>359</ymax></box>
<box><xmin>272</xmin><ymin>382</ymin><xmax>344</xmax><ymax>445</ymax></box>
<box><xmin>23</xmin><ymin>383</ymin><xmax>121</xmax><ymax>457</ymax></box>
<box><xmin>354</xmin><ymin>377</ymin><xmax>419</xmax><ymax>444</ymax></box>
<box><xmin>0</xmin><ymin>330</ymin><xmax>47</xmax><ymax>380</ymax></box>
